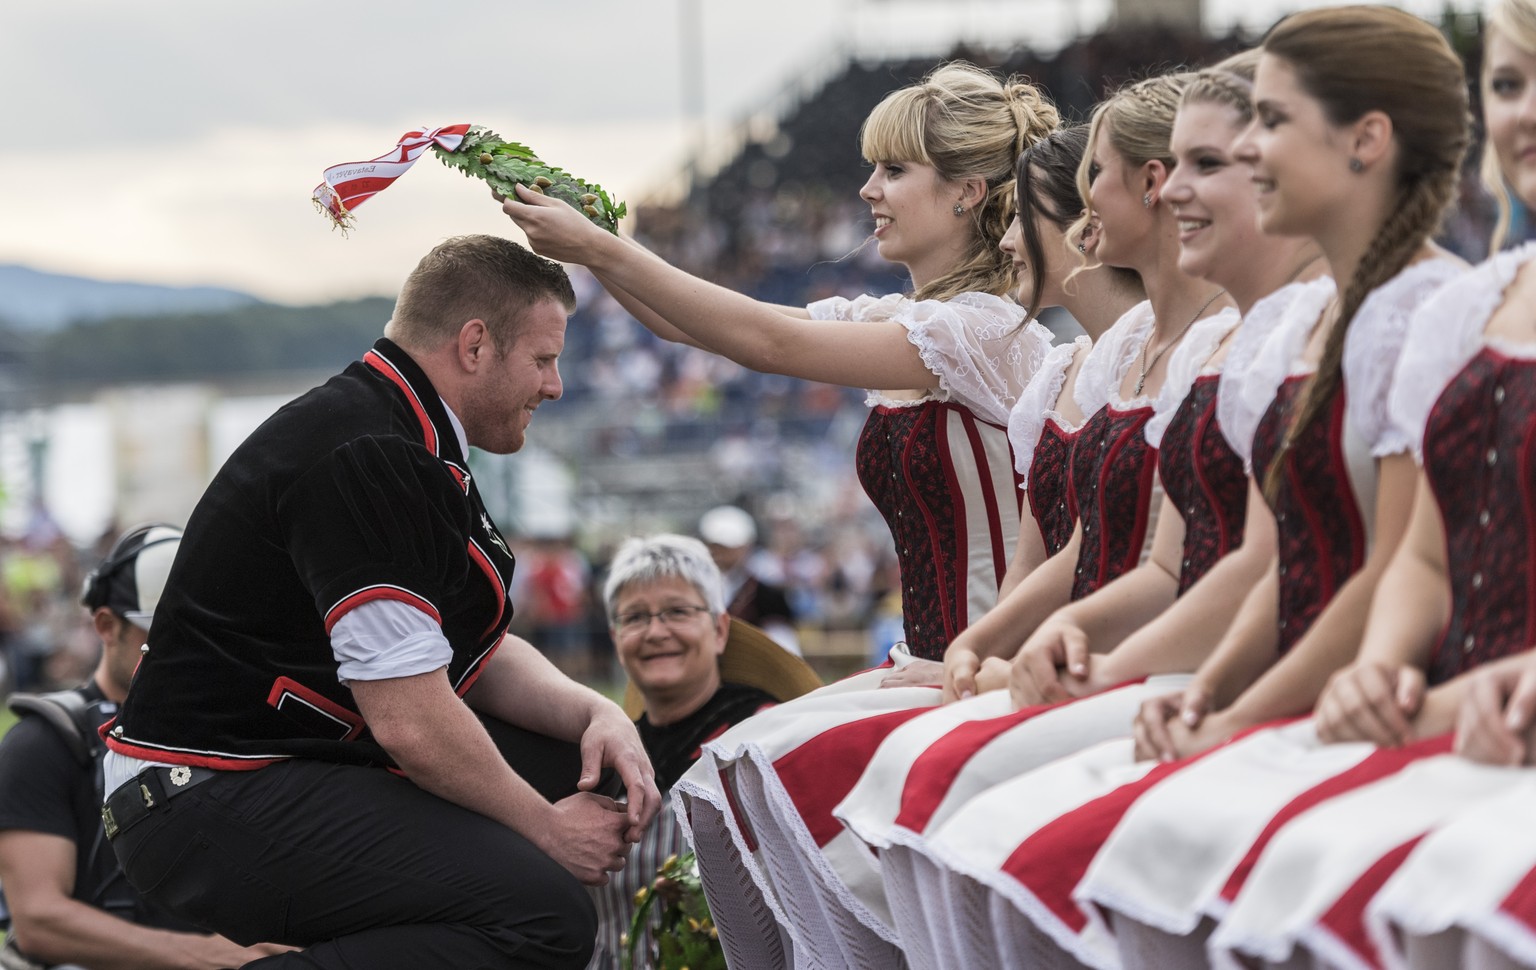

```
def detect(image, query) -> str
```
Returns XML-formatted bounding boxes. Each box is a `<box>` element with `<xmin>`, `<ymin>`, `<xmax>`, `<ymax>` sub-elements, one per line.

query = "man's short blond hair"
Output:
<box><xmin>388</xmin><ymin>235</ymin><xmax>575</xmax><ymax>353</ymax></box>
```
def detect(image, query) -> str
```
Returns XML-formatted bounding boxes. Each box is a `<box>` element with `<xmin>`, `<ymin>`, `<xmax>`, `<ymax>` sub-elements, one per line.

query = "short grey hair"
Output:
<box><xmin>603</xmin><ymin>534</ymin><xmax>727</xmax><ymax>620</ymax></box>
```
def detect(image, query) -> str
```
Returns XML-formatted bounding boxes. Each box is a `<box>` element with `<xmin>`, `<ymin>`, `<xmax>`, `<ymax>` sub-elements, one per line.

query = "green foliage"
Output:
<box><xmin>435</xmin><ymin>127</ymin><xmax>627</xmax><ymax>234</ymax></box>
<box><xmin>624</xmin><ymin>853</ymin><xmax>726</xmax><ymax>970</ymax></box>
<box><xmin>29</xmin><ymin>298</ymin><xmax>396</xmax><ymax>386</ymax></box>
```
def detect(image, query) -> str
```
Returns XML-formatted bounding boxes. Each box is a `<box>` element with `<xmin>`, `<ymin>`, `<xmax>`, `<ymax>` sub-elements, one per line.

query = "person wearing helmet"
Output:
<box><xmin>0</xmin><ymin>525</ymin><xmax>286</xmax><ymax>969</ymax></box>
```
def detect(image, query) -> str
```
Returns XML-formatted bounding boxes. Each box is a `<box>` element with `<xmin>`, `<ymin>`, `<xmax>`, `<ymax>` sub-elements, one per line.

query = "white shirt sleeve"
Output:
<box><xmin>1008</xmin><ymin>336</ymin><xmax>1089</xmax><ymax>484</ymax></box>
<box><xmin>809</xmin><ymin>290</ymin><xmax>1050</xmax><ymax>426</ymax></box>
<box><xmin>1217</xmin><ymin>278</ymin><xmax>1336</xmax><ymax>473</ymax></box>
<box><xmin>330</xmin><ymin>599</ymin><xmax>453</xmax><ymax>684</ymax></box>
<box><xmin>806</xmin><ymin>292</ymin><xmax>909</xmax><ymax>322</ymax></box>
<box><xmin>1388</xmin><ymin>243</ymin><xmax>1536</xmax><ymax>463</ymax></box>
<box><xmin>1345</xmin><ymin>258</ymin><xmax>1468</xmax><ymax>458</ymax></box>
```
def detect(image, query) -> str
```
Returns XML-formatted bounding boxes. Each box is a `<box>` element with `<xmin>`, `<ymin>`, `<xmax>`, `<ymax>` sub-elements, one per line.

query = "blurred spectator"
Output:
<box><xmin>699</xmin><ymin>506</ymin><xmax>801</xmax><ymax>655</ymax></box>
<box><xmin>0</xmin><ymin>524</ymin><xmax>285</xmax><ymax>969</ymax></box>
<box><xmin>1</xmin><ymin>526</ymin><xmax>87</xmax><ymax>695</ymax></box>
<box><xmin>517</xmin><ymin>536</ymin><xmax>595</xmax><ymax>678</ymax></box>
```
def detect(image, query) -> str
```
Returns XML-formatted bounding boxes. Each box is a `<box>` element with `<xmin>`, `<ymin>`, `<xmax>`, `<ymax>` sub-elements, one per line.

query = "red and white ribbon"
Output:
<box><xmin>312</xmin><ymin>124</ymin><xmax>471</xmax><ymax>228</ymax></box>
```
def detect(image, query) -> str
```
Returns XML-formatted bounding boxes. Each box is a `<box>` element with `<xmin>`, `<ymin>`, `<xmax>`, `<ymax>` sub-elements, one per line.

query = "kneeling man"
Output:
<box><xmin>103</xmin><ymin>236</ymin><xmax>658</xmax><ymax>970</ymax></box>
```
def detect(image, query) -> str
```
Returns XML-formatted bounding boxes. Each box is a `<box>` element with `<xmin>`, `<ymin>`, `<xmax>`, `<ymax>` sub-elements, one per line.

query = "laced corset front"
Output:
<box><xmin>1068</xmin><ymin>405</ymin><xmax>1158</xmax><ymax>601</ymax></box>
<box><xmin>1423</xmin><ymin>349</ymin><xmax>1536</xmax><ymax>685</ymax></box>
<box><xmin>857</xmin><ymin>401</ymin><xmax>1024</xmax><ymax>660</ymax></box>
<box><xmin>1249</xmin><ymin>377</ymin><xmax>1367</xmax><ymax>654</ymax></box>
<box><xmin>1028</xmin><ymin>420</ymin><xmax>1079</xmax><ymax>557</ymax></box>
<box><xmin>1157</xmin><ymin>375</ymin><xmax>1248</xmax><ymax>595</ymax></box>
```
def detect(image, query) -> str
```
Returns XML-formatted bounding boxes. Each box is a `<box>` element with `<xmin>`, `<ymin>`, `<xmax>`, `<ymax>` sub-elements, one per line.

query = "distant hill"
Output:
<box><xmin>31</xmin><ymin>297</ymin><xmax>398</xmax><ymax>389</ymax></box>
<box><xmin>0</xmin><ymin>264</ymin><xmax>262</xmax><ymax>331</ymax></box>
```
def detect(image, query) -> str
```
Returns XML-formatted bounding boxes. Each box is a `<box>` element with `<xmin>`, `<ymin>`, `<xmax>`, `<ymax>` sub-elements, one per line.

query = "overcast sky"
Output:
<box><xmin>0</xmin><ymin>0</ymin><xmax>1490</xmax><ymax>304</ymax></box>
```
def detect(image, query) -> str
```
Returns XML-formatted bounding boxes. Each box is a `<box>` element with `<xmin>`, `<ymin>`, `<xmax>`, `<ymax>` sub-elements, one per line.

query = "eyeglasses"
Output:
<box><xmin>614</xmin><ymin>604</ymin><xmax>711</xmax><ymax>633</ymax></box>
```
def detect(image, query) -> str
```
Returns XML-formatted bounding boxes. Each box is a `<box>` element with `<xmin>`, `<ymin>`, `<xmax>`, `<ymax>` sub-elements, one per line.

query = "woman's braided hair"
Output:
<box><xmin>1179</xmin><ymin>49</ymin><xmax>1260</xmax><ymax>123</ymax></box>
<box><xmin>1259</xmin><ymin>6</ymin><xmax>1469</xmax><ymax>501</ymax></box>
<box><xmin>861</xmin><ymin>62</ymin><xmax>1061</xmax><ymax>302</ymax></box>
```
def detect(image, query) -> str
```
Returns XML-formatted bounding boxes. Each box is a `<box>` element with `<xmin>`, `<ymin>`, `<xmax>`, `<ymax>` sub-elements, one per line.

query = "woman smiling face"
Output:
<box><xmin>1083</xmin><ymin>121</ymin><xmax>1156</xmax><ymax>269</ymax></box>
<box><xmin>859</xmin><ymin>159</ymin><xmax>970</xmax><ymax>288</ymax></box>
<box><xmin>1000</xmin><ymin>163</ymin><xmax>1078</xmax><ymax>313</ymax></box>
<box><xmin>1164</xmin><ymin>100</ymin><xmax>1268</xmax><ymax>287</ymax></box>
<box><xmin>1485</xmin><ymin>26</ymin><xmax>1536</xmax><ymax>212</ymax></box>
<box><xmin>611</xmin><ymin>575</ymin><xmax>729</xmax><ymax>702</ymax></box>
<box><xmin>1232</xmin><ymin>53</ymin><xmax>1359</xmax><ymax>239</ymax></box>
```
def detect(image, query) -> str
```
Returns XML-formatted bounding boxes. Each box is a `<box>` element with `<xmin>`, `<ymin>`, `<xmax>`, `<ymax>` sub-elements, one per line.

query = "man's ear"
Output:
<box><xmin>456</xmin><ymin>319</ymin><xmax>491</xmax><ymax>372</ymax></box>
<box><xmin>91</xmin><ymin>606</ymin><xmax>123</xmax><ymax>644</ymax></box>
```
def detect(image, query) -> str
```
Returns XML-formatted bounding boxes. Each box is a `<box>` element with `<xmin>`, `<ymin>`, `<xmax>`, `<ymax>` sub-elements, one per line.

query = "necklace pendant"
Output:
<box><xmin>1134</xmin><ymin>375</ymin><xmax>1147</xmax><ymax>397</ymax></box>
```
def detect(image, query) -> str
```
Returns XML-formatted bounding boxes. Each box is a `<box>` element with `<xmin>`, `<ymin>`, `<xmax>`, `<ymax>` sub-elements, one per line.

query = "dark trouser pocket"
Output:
<box><xmin>118</xmin><ymin>809</ymin><xmax>291</xmax><ymax>946</ymax></box>
<box><xmin>155</xmin><ymin>831</ymin><xmax>291</xmax><ymax>946</ymax></box>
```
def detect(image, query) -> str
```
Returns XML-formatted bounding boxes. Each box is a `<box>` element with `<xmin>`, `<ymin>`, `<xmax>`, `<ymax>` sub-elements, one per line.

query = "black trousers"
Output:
<box><xmin>109</xmin><ymin>720</ymin><xmax>599</xmax><ymax>969</ymax></box>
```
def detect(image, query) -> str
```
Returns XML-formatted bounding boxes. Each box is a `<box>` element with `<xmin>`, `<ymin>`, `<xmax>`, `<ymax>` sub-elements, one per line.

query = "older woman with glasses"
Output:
<box><xmin>588</xmin><ymin>534</ymin><xmax>820</xmax><ymax>970</ymax></box>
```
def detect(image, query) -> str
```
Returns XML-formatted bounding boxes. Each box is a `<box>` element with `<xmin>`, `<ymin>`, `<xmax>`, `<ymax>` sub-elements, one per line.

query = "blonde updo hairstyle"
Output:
<box><xmin>1484</xmin><ymin>0</ymin><xmax>1536</xmax><ymax>251</ymax></box>
<box><xmin>861</xmin><ymin>62</ymin><xmax>1061</xmax><ymax>302</ymax></box>
<box><xmin>1067</xmin><ymin>71</ymin><xmax>1196</xmax><ymax>275</ymax></box>
<box><xmin>1259</xmin><ymin>6</ymin><xmax>1469</xmax><ymax>499</ymax></box>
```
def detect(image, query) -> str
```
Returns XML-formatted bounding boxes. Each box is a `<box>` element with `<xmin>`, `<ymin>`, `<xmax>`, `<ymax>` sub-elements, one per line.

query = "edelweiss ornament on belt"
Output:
<box><xmin>312</xmin><ymin>125</ymin><xmax>627</xmax><ymax>234</ymax></box>
<box><xmin>169</xmin><ymin>766</ymin><xmax>192</xmax><ymax>787</ymax></box>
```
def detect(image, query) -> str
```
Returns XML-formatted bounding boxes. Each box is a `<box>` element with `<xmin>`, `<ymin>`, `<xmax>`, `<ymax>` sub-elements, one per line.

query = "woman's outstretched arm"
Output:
<box><xmin>504</xmin><ymin>188</ymin><xmax>941</xmax><ymax>391</ymax></box>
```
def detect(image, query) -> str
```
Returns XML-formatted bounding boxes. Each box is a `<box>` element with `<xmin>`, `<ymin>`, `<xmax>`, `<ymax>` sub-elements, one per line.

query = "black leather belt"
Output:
<box><xmin>102</xmin><ymin>765</ymin><xmax>218</xmax><ymax>841</ymax></box>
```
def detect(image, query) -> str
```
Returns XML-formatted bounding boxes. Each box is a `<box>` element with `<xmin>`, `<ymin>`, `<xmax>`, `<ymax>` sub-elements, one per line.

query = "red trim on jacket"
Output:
<box><xmin>364</xmin><ymin>350</ymin><xmax>438</xmax><ymax>455</ymax></box>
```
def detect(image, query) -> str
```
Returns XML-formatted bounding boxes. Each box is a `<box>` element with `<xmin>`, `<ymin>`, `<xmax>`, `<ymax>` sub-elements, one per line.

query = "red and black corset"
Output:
<box><xmin>1250</xmin><ymin>376</ymin><xmax>1367</xmax><ymax>654</ymax></box>
<box><xmin>856</xmin><ymin>402</ymin><xmax>1022</xmax><ymax>660</ymax></box>
<box><xmin>1068</xmin><ymin>405</ymin><xmax>1159</xmax><ymax>601</ymax></box>
<box><xmin>1158</xmin><ymin>375</ymin><xmax>1249</xmax><ymax>595</ymax></box>
<box><xmin>1423</xmin><ymin>349</ymin><xmax>1536</xmax><ymax>685</ymax></box>
<box><xmin>1028</xmin><ymin>419</ymin><xmax>1079</xmax><ymax>558</ymax></box>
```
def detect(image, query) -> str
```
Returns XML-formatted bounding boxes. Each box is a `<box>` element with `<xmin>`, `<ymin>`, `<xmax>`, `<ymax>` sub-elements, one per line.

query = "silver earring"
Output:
<box><xmin>953</xmin><ymin>203</ymin><xmax>965</xmax><ymax>216</ymax></box>
<box><xmin>1348</xmin><ymin>158</ymin><xmax>1364</xmax><ymax>173</ymax></box>
<box><xmin>1077</xmin><ymin>243</ymin><xmax>1087</xmax><ymax>253</ymax></box>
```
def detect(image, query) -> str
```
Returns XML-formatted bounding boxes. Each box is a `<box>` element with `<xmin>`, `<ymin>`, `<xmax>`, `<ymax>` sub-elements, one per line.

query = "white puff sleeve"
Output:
<box><xmin>1345</xmin><ymin>259</ymin><xmax>1468</xmax><ymax>458</ymax></box>
<box><xmin>1218</xmin><ymin>278</ymin><xmax>1336</xmax><ymax>473</ymax></box>
<box><xmin>1388</xmin><ymin>243</ymin><xmax>1536</xmax><ymax>462</ymax></box>
<box><xmin>1073</xmin><ymin>301</ymin><xmax>1156</xmax><ymax>418</ymax></box>
<box><xmin>807</xmin><ymin>292</ymin><xmax>909</xmax><ymax>323</ymax></box>
<box><xmin>808</xmin><ymin>291</ymin><xmax>1049</xmax><ymax>426</ymax></box>
<box><xmin>1008</xmin><ymin>336</ymin><xmax>1090</xmax><ymax>484</ymax></box>
<box><xmin>1144</xmin><ymin>306</ymin><xmax>1242</xmax><ymax>449</ymax></box>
